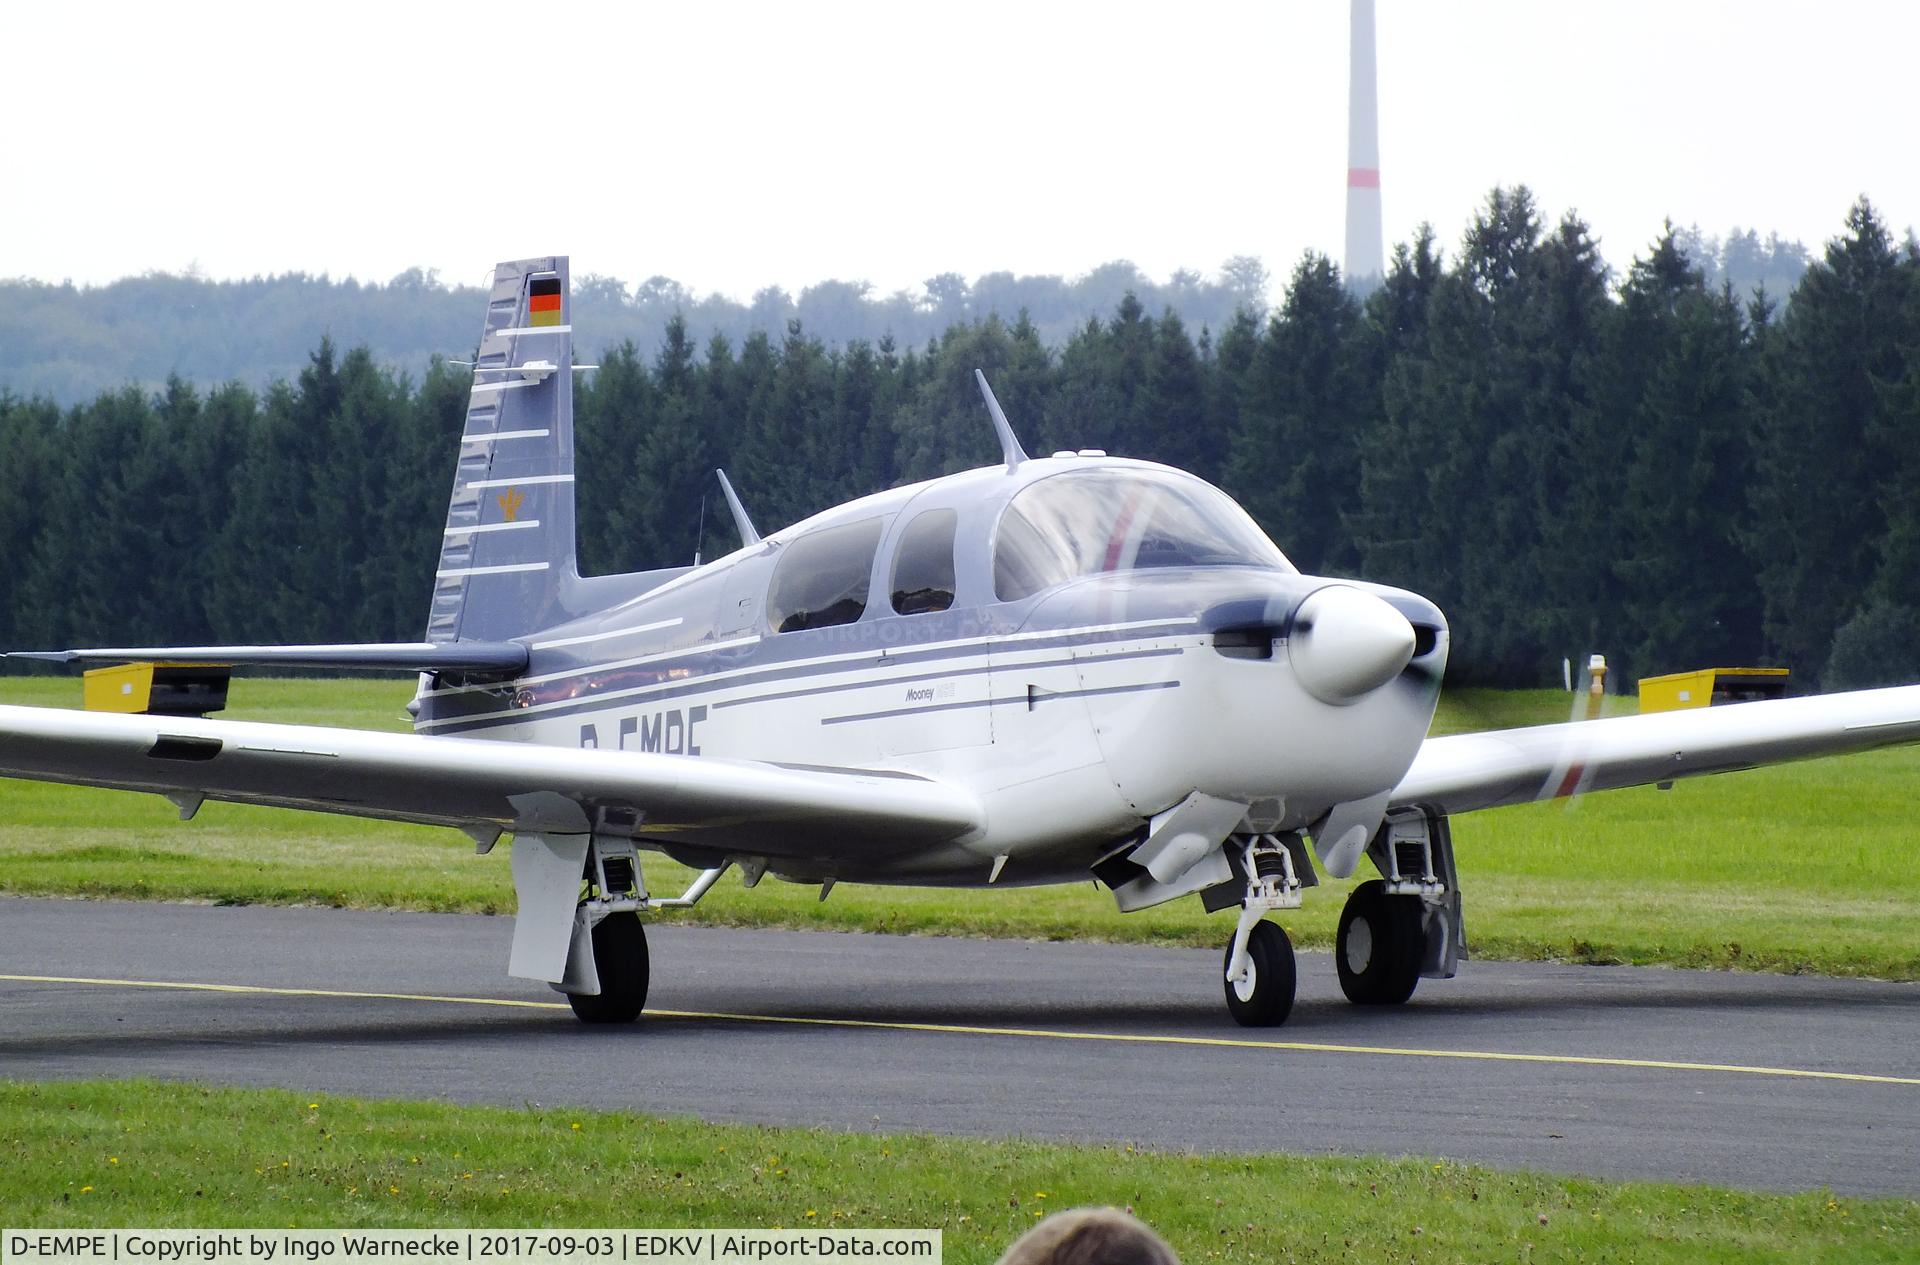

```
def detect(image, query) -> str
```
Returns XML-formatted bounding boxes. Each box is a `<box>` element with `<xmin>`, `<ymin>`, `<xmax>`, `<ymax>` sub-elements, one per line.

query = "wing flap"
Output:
<box><xmin>1392</xmin><ymin>685</ymin><xmax>1920</xmax><ymax>816</ymax></box>
<box><xmin>0</xmin><ymin>704</ymin><xmax>982</xmax><ymax>855</ymax></box>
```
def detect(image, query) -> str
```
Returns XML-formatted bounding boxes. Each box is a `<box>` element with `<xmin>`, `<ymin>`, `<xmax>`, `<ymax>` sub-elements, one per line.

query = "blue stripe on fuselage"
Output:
<box><xmin>415</xmin><ymin>619</ymin><xmax>1196</xmax><ymax>737</ymax></box>
<box><xmin>820</xmin><ymin>678</ymin><xmax>1181</xmax><ymax>726</ymax></box>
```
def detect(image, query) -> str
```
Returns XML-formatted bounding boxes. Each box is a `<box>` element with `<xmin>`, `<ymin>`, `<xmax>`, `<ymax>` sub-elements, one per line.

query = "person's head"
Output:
<box><xmin>993</xmin><ymin>1207</ymin><xmax>1180</xmax><ymax>1265</ymax></box>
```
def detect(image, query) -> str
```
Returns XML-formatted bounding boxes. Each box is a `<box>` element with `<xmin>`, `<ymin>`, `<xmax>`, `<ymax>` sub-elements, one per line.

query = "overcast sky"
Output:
<box><xmin>4</xmin><ymin>1</ymin><xmax>1913</xmax><ymax>302</ymax></box>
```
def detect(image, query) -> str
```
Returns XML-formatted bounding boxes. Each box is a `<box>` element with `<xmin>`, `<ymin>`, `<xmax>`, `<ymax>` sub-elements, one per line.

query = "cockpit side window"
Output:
<box><xmin>767</xmin><ymin>518</ymin><xmax>885</xmax><ymax>633</ymax></box>
<box><xmin>890</xmin><ymin>509</ymin><xmax>958</xmax><ymax>615</ymax></box>
<box><xmin>993</xmin><ymin>469</ymin><xmax>1292</xmax><ymax>602</ymax></box>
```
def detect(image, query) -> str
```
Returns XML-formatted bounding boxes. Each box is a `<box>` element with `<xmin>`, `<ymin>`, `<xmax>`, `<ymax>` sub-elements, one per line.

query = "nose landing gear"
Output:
<box><xmin>1222</xmin><ymin>920</ymin><xmax>1295</xmax><ymax>1025</ymax></box>
<box><xmin>1221</xmin><ymin>834</ymin><xmax>1309</xmax><ymax>1027</ymax></box>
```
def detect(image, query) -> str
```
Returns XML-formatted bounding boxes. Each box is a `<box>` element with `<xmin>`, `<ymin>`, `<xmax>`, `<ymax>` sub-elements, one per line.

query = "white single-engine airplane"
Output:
<box><xmin>5</xmin><ymin>257</ymin><xmax>1918</xmax><ymax>1027</ymax></box>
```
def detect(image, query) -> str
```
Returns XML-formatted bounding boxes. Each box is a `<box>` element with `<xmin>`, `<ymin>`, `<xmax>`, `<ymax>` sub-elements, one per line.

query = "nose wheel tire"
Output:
<box><xmin>1222</xmin><ymin>919</ymin><xmax>1296</xmax><ymax>1027</ymax></box>
<box><xmin>1336</xmin><ymin>879</ymin><xmax>1424</xmax><ymax>1006</ymax></box>
<box><xmin>567</xmin><ymin>912</ymin><xmax>650</xmax><ymax>1024</ymax></box>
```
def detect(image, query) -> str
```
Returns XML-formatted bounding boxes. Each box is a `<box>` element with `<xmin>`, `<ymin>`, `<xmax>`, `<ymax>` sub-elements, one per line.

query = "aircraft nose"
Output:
<box><xmin>1288</xmin><ymin>585</ymin><xmax>1417</xmax><ymax>704</ymax></box>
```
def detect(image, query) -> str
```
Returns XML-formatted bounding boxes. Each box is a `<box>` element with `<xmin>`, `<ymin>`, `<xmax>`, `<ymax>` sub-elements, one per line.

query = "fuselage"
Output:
<box><xmin>412</xmin><ymin>456</ymin><xmax>1450</xmax><ymax>887</ymax></box>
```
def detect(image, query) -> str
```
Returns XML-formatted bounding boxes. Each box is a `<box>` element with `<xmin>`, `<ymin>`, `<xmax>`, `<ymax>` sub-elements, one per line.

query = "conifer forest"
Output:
<box><xmin>3</xmin><ymin>189</ymin><xmax>1916</xmax><ymax>689</ymax></box>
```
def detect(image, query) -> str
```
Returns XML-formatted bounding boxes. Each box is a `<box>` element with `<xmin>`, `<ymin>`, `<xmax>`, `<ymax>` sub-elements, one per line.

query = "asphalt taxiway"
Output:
<box><xmin>1</xmin><ymin>896</ymin><xmax>1914</xmax><ymax>1196</ymax></box>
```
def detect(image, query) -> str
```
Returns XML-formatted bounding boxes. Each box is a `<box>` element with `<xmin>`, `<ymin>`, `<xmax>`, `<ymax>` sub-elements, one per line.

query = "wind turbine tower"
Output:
<box><xmin>1344</xmin><ymin>0</ymin><xmax>1384</xmax><ymax>285</ymax></box>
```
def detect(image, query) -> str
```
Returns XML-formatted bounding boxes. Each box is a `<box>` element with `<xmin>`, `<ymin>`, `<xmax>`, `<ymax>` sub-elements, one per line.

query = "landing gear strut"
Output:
<box><xmin>1221</xmin><ymin>833</ymin><xmax>1309</xmax><ymax>1027</ymax></box>
<box><xmin>1334</xmin><ymin>809</ymin><xmax>1468</xmax><ymax>1007</ymax></box>
<box><xmin>555</xmin><ymin>843</ymin><xmax>730</xmax><ymax>1025</ymax></box>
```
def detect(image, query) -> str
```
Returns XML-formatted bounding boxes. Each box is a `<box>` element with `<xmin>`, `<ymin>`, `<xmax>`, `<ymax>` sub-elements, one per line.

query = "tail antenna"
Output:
<box><xmin>715</xmin><ymin>468</ymin><xmax>762</xmax><ymax>546</ymax></box>
<box><xmin>974</xmin><ymin>370</ymin><xmax>1028</xmax><ymax>473</ymax></box>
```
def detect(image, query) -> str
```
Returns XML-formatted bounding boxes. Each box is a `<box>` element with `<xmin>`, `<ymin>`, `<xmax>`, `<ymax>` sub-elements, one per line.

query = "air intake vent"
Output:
<box><xmin>1212</xmin><ymin>628</ymin><xmax>1277</xmax><ymax>661</ymax></box>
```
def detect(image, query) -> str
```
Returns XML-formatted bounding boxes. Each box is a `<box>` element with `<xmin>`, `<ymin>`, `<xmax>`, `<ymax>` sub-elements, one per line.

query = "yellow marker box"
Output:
<box><xmin>1638</xmin><ymin>667</ymin><xmax>1789</xmax><ymax>713</ymax></box>
<box><xmin>82</xmin><ymin>662</ymin><xmax>231</xmax><ymax>716</ymax></box>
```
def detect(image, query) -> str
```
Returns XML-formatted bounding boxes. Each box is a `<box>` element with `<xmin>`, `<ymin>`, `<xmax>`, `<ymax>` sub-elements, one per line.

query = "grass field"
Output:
<box><xmin>4</xmin><ymin>681</ymin><xmax>1918</xmax><ymax>1259</ymax></box>
<box><xmin>2</xmin><ymin>676</ymin><xmax>1917</xmax><ymax>979</ymax></box>
<box><xmin>2</xmin><ymin>1079</ymin><xmax>1913</xmax><ymax>1264</ymax></box>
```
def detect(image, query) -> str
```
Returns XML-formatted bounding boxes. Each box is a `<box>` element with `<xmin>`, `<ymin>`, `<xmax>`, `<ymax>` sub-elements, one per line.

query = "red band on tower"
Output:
<box><xmin>1347</xmin><ymin>167</ymin><xmax>1380</xmax><ymax>189</ymax></box>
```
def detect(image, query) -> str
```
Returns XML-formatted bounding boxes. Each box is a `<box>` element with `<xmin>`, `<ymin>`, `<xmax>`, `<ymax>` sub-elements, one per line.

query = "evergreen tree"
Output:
<box><xmin>1829</xmin><ymin>255</ymin><xmax>1920</xmax><ymax>687</ymax></box>
<box><xmin>824</xmin><ymin>339</ymin><xmax>895</xmax><ymax>505</ymax></box>
<box><xmin>317</xmin><ymin>347</ymin><xmax>410</xmax><ymax>638</ymax></box>
<box><xmin>1141</xmin><ymin>310</ymin><xmax>1212</xmax><ymax>479</ymax></box>
<box><xmin>1749</xmin><ymin>199</ymin><xmax>1915</xmax><ymax>681</ymax></box>
<box><xmin>389</xmin><ymin>359</ymin><xmax>468</xmax><ymax>634</ymax></box>
<box><xmin>574</xmin><ymin>341</ymin><xmax>655</xmax><ymax>576</ymax></box>
<box><xmin>1526</xmin><ymin>213</ymin><xmax>1618</xmax><ymax>669</ymax></box>
<box><xmin>1611</xmin><ymin>234</ymin><xmax>1762</xmax><ymax>676</ymax></box>
<box><xmin>893</xmin><ymin>318</ymin><xmax>1022</xmax><ymax>483</ymax></box>
<box><xmin>1225</xmin><ymin>254</ymin><xmax>1367</xmax><ymax>574</ymax></box>
<box><xmin>0</xmin><ymin>396</ymin><xmax>58</xmax><ymax>649</ymax></box>
<box><xmin>730</xmin><ymin>323</ymin><xmax>835</xmax><ymax>529</ymax></box>
<box><xmin>18</xmin><ymin>387</ymin><xmax>168</xmax><ymax>645</ymax></box>
<box><xmin>721</xmin><ymin>331</ymin><xmax>783</xmax><ymax>529</ymax></box>
<box><xmin>1352</xmin><ymin>228</ymin><xmax>1444</xmax><ymax>588</ymax></box>
<box><xmin>626</xmin><ymin>317</ymin><xmax>718</xmax><ymax>567</ymax></box>
<box><xmin>1408</xmin><ymin>188</ymin><xmax>1560</xmax><ymax>681</ymax></box>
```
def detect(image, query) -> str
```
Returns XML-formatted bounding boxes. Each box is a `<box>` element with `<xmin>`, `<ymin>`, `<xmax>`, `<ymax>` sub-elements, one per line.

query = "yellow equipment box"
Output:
<box><xmin>1637</xmin><ymin>667</ymin><xmax>1789</xmax><ymax>713</ymax></box>
<box><xmin>83</xmin><ymin>662</ymin><xmax>230</xmax><ymax>717</ymax></box>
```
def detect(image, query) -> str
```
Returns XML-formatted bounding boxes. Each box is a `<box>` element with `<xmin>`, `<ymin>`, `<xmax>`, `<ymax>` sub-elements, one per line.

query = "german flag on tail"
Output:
<box><xmin>528</xmin><ymin>275</ymin><xmax>563</xmax><ymax>326</ymax></box>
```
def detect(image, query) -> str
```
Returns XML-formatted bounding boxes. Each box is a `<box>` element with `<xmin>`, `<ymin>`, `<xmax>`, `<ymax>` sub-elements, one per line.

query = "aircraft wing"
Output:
<box><xmin>0</xmin><ymin>704</ymin><xmax>982</xmax><ymax>857</ymax></box>
<box><xmin>1390</xmin><ymin>684</ymin><xmax>1920</xmax><ymax>816</ymax></box>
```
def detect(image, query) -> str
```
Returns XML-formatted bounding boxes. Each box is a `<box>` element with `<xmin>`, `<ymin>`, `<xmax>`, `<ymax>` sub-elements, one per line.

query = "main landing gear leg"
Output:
<box><xmin>1335</xmin><ymin>810</ymin><xmax>1466</xmax><ymax>1007</ymax></box>
<box><xmin>559</xmin><ymin>837</ymin><xmax>652</xmax><ymax>1024</ymax></box>
<box><xmin>558</xmin><ymin>841</ymin><xmax>730</xmax><ymax>1026</ymax></box>
<box><xmin>1221</xmin><ymin>834</ymin><xmax>1309</xmax><ymax>1027</ymax></box>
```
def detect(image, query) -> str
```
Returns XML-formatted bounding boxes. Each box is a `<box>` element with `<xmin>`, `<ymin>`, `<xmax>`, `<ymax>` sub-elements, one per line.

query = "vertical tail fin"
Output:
<box><xmin>426</xmin><ymin>257</ymin><xmax>580</xmax><ymax>644</ymax></box>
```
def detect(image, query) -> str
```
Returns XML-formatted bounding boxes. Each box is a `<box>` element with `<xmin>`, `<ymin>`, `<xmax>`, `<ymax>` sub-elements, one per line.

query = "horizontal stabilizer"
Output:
<box><xmin>8</xmin><ymin>641</ymin><xmax>529</xmax><ymax>674</ymax></box>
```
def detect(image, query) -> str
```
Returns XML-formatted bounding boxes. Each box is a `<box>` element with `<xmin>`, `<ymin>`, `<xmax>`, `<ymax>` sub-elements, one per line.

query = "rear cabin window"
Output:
<box><xmin>890</xmin><ymin>509</ymin><xmax>958</xmax><ymax>615</ymax></box>
<box><xmin>767</xmin><ymin>518</ymin><xmax>885</xmax><ymax>633</ymax></box>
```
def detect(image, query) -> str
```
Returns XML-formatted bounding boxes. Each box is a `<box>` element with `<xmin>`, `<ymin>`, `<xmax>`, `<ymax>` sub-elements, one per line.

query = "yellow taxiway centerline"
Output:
<box><xmin>4</xmin><ymin>972</ymin><xmax>1917</xmax><ymax>1088</ymax></box>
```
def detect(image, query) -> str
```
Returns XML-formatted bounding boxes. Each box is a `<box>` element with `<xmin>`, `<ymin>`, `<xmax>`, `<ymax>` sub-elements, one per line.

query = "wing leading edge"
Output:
<box><xmin>1391</xmin><ymin>684</ymin><xmax>1920</xmax><ymax>817</ymax></box>
<box><xmin>0</xmin><ymin>704</ymin><xmax>982</xmax><ymax>856</ymax></box>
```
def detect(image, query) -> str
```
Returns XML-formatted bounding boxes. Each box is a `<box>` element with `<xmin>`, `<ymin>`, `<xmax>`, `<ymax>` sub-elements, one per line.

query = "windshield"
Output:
<box><xmin>993</xmin><ymin>469</ymin><xmax>1293</xmax><ymax>602</ymax></box>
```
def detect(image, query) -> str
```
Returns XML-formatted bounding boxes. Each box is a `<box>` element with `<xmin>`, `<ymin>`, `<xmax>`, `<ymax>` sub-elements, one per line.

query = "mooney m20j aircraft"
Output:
<box><xmin>5</xmin><ymin>256</ymin><xmax>1919</xmax><ymax>1027</ymax></box>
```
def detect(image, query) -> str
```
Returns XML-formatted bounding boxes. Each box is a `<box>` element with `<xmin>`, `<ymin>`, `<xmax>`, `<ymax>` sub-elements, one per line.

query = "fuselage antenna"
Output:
<box><xmin>693</xmin><ymin>492</ymin><xmax>707</xmax><ymax>567</ymax></box>
<box><xmin>716</xmin><ymin>469</ymin><xmax>762</xmax><ymax>547</ymax></box>
<box><xmin>975</xmin><ymin>369</ymin><xmax>1028</xmax><ymax>474</ymax></box>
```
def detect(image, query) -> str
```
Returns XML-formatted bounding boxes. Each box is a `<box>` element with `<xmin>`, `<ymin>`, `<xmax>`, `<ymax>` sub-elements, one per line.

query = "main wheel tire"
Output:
<box><xmin>567</xmin><ymin>912</ymin><xmax>650</xmax><ymax>1024</ymax></box>
<box><xmin>1336</xmin><ymin>880</ymin><xmax>1424</xmax><ymax>1006</ymax></box>
<box><xmin>1222</xmin><ymin>920</ymin><xmax>1297</xmax><ymax>1028</ymax></box>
